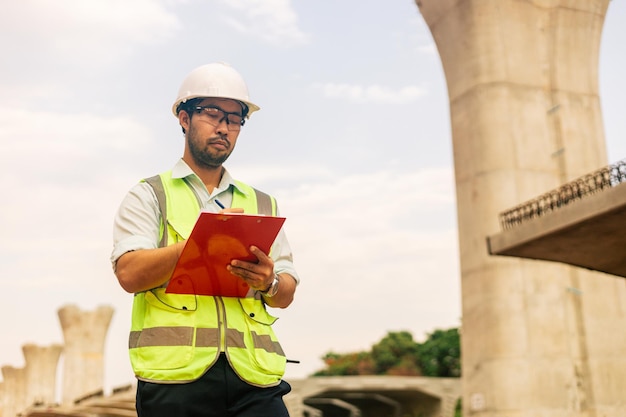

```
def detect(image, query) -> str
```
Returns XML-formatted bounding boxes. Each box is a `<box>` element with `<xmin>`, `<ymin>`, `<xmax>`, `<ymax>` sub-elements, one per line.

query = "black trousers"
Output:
<box><xmin>136</xmin><ymin>354</ymin><xmax>292</xmax><ymax>417</ymax></box>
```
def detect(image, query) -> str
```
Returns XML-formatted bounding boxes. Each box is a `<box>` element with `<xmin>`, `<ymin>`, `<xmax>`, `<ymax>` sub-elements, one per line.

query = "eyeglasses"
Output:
<box><xmin>192</xmin><ymin>106</ymin><xmax>246</xmax><ymax>131</ymax></box>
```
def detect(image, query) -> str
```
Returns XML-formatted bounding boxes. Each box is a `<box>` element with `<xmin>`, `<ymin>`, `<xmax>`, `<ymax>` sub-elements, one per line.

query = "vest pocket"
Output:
<box><xmin>235</xmin><ymin>298</ymin><xmax>286</xmax><ymax>378</ymax></box>
<box><xmin>238</xmin><ymin>297</ymin><xmax>278</xmax><ymax>325</ymax></box>
<box><xmin>134</xmin><ymin>290</ymin><xmax>197</xmax><ymax>370</ymax></box>
<box><xmin>147</xmin><ymin>288</ymin><xmax>198</xmax><ymax>312</ymax></box>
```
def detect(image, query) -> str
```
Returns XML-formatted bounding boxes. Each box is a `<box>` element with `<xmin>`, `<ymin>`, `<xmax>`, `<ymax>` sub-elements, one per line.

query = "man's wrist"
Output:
<box><xmin>261</xmin><ymin>274</ymin><xmax>280</xmax><ymax>297</ymax></box>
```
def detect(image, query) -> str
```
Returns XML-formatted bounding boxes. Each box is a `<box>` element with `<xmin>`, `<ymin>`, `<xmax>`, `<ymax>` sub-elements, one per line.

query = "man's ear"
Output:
<box><xmin>179</xmin><ymin>110</ymin><xmax>191</xmax><ymax>132</ymax></box>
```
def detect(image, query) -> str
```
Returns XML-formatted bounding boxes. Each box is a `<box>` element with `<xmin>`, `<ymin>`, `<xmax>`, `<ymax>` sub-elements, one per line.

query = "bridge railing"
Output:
<box><xmin>499</xmin><ymin>159</ymin><xmax>626</xmax><ymax>230</ymax></box>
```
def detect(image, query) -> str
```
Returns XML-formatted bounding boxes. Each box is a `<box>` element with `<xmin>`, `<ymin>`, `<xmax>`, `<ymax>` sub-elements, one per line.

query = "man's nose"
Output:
<box><xmin>215</xmin><ymin>117</ymin><xmax>230</xmax><ymax>132</ymax></box>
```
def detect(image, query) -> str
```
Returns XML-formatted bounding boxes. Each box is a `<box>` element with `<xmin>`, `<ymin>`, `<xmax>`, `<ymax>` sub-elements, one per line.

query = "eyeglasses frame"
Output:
<box><xmin>191</xmin><ymin>105</ymin><xmax>246</xmax><ymax>130</ymax></box>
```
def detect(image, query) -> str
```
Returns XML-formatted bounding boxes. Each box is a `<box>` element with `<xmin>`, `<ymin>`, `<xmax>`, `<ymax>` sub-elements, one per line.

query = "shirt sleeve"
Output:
<box><xmin>110</xmin><ymin>182</ymin><xmax>161</xmax><ymax>268</ymax></box>
<box><xmin>271</xmin><ymin>205</ymin><xmax>300</xmax><ymax>285</ymax></box>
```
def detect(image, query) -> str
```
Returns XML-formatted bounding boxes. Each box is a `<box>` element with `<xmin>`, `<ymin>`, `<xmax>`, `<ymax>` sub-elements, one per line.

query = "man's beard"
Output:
<box><xmin>187</xmin><ymin>124</ymin><xmax>233</xmax><ymax>168</ymax></box>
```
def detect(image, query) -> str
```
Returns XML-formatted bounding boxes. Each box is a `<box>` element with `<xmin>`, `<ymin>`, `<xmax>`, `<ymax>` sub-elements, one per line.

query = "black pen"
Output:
<box><xmin>215</xmin><ymin>199</ymin><xmax>225</xmax><ymax>209</ymax></box>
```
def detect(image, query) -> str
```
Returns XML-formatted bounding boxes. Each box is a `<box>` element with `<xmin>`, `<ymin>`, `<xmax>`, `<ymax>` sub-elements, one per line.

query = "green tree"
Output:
<box><xmin>312</xmin><ymin>327</ymin><xmax>461</xmax><ymax>378</ymax></box>
<box><xmin>416</xmin><ymin>328</ymin><xmax>461</xmax><ymax>377</ymax></box>
<box><xmin>313</xmin><ymin>351</ymin><xmax>375</xmax><ymax>376</ymax></box>
<box><xmin>371</xmin><ymin>331</ymin><xmax>421</xmax><ymax>375</ymax></box>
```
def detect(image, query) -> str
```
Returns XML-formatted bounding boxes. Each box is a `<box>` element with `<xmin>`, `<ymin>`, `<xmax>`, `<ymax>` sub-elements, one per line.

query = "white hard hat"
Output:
<box><xmin>172</xmin><ymin>62</ymin><xmax>260</xmax><ymax>118</ymax></box>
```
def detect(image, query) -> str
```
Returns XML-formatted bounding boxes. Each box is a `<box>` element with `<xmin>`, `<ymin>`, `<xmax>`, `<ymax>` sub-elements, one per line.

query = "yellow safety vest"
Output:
<box><xmin>128</xmin><ymin>171</ymin><xmax>286</xmax><ymax>386</ymax></box>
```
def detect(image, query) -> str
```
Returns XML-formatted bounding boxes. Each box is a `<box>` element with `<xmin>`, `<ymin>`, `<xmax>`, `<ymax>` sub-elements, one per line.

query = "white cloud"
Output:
<box><xmin>0</xmin><ymin>108</ymin><xmax>152</xmax><ymax>160</ymax></box>
<box><xmin>313</xmin><ymin>82</ymin><xmax>427</xmax><ymax>104</ymax></box>
<box><xmin>217</xmin><ymin>0</ymin><xmax>310</xmax><ymax>47</ymax></box>
<box><xmin>230</xmin><ymin>162</ymin><xmax>335</xmax><ymax>187</ymax></box>
<box><xmin>417</xmin><ymin>43</ymin><xmax>437</xmax><ymax>55</ymax></box>
<box><xmin>405</xmin><ymin>15</ymin><xmax>438</xmax><ymax>55</ymax></box>
<box><xmin>0</xmin><ymin>108</ymin><xmax>156</xmax><ymax>237</ymax></box>
<box><xmin>0</xmin><ymin>0</ymin><xmax>181</xmax><ymax>68</ymax></box>
<box><xmin>280</xmin><ymin>168</ymin><xmax>457</xmax><ymax>263</ymax></box>
<box><xmin>0</xmin><ymin>106</ymin><xmax>153</xmax><ymax>236</ymax></box>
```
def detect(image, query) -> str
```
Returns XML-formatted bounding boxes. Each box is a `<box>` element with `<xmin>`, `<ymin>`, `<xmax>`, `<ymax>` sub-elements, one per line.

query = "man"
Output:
<box><xmin>111</xmin><ymin>62</ymin><xmax>299</xmax><ymax>417</ymax></box>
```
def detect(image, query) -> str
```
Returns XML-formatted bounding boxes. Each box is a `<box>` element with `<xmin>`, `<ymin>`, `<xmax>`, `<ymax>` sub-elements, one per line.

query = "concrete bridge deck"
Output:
<box><xmin>487</xmin><ymin>165</ymin><xmax>626</xmax><ymax>278</ymax></box>
<box><xmin>487</xmin><ymin>183</ymin><xmax>626</xmax><ymax>277</ymax></box>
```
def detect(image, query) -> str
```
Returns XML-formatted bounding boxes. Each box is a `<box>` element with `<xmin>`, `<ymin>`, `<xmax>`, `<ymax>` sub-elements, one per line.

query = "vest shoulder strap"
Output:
<box><xmin>254</xmin><ymin>188</ymin><xmax>273</xmax><ymax>216</ymax></box>
<box><xmin>233</xmin><ymin>179</ymin><xmax>276</xmax><ymax>216</ymax></box>
<box><xmin>144</xmin><ymin>175</ymin><xmax>168</xmax><ymax>248</ymax></box>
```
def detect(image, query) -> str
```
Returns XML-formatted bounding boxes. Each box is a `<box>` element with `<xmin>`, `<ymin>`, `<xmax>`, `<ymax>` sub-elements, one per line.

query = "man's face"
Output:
<box><xmin>182</xmin><ymin>98</ymin><xmax>244</xmax><ymax>169</ymax></box>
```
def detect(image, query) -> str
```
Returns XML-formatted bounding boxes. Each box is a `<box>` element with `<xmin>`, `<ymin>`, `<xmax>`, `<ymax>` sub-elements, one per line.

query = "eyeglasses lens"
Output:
<box><xmin>197</xmin><ymin>107</ymin><xmax>243</xmax><ymax>131</ymax></box>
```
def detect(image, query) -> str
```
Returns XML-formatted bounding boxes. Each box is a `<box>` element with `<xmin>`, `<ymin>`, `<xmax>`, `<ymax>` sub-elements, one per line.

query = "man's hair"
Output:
<box><xmin>177</xmin><ymin>98</ymin><xmax>202</xmax><ymax>134</ymax></box>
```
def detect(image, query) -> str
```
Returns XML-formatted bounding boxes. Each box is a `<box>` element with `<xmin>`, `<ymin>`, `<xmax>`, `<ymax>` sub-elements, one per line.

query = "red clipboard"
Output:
<box><xmin>166</xmin><ymin>212</ymin><xmax>286</xmax><ymax>297</ymax></box>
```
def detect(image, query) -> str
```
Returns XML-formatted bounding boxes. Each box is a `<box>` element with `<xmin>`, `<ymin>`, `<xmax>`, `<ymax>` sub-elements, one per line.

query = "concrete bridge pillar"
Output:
<box><xmin>0</xmin><ymin>381</ymin><xmax>4</xmax><ymax>417</ymax></box>
<box><xmin>57</xmin><ymin>304</ymin><xmax>114</xmax><ymax>405</ymax></box>
<box><xmin>416</xmin><ymin>0</ymin><xmax>626</xmax><ymax>415</ymax></box>
<box><xmin>2</xmin><ymin>366</ymin><xmax>27</xmax><ymax>417</ymax></box>
<box><xmin>22</xmin><ymin>344</ymin><xmax>63</xmax><ymax>407</ymax></box>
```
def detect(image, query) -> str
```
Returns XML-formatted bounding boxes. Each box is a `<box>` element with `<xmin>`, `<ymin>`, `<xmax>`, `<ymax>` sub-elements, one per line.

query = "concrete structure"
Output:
<box><xmin>24</xmin><ymin>376</ymin><xmax>460</xmax><ymax>417</ymax></box>
<box><xmin>2</xmin><ymin>366</ymin><xmax>27</xmax><ymax>417</ymax></box>
<box><xmin>57</xmin><ymin>305</ymin><xmax>114</xmax><ymax>406</ymax></box>
<box><xmin>0</xmin><ymin>306</ymin><xmax>112</xmax><ymax>417</ymax></box>
<box><xmin>23</xmin><ymin>344</ymin><xmax>63</xmax><ymax>408</ymax></box>
<box><xmin>290</xmin><ymin>376</ymin><xmax>460</xmax><ymax>417</ymax></box>
<box><xmin>417</xmin><ymin>0</ymin><xmax>626</xmax><ymax>415</ymax></box>
<box><xmin>488</xmin><ymin>160</ymin><xmax>626</xmax><ymax>277</ymax></box>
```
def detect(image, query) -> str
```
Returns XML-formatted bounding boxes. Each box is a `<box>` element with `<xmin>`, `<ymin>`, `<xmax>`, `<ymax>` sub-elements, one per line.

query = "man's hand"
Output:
<box><xmin>227</xmin><ymin>245</ymin><xmax>274</xmax><ymax>292</ymax></box>
<box><xmin>227</xmin><ymin>246</ymin><xmax>297</xmax><ymax>308</ymax></box>
<box><xmin>219</xmin><ymin>207</ymin><xmax>244</xmax><ymax>214</ymax></box>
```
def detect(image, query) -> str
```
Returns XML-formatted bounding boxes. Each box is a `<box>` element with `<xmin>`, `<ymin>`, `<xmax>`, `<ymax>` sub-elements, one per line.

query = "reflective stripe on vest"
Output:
<box><xmin>129</xmin><ymin>172</ymin><xmax>285</xmax><ymax>386</ymax></box>
<box><xmin>129</xmin><ymin>327</ymin><xmax>284</xmax><ymax>356</ymax></box>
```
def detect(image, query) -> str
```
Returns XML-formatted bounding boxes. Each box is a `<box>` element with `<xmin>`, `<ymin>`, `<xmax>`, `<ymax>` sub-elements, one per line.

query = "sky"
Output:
<box><xmin>1</xmin><ymin>0</ymin><xmax>625</xmax><ymax>395</ymax></box>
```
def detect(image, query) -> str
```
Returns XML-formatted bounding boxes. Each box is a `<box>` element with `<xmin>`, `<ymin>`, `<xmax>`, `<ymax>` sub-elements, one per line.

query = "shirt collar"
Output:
<box><xmin>171</xmin><ymin>158</ymin><xmax>195</xmax><ymax>179</ymax></box>
<box><xmin>170</xmin><ymin>158</ymin><xmax>247</xmax><ymax>196</ymax></box>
